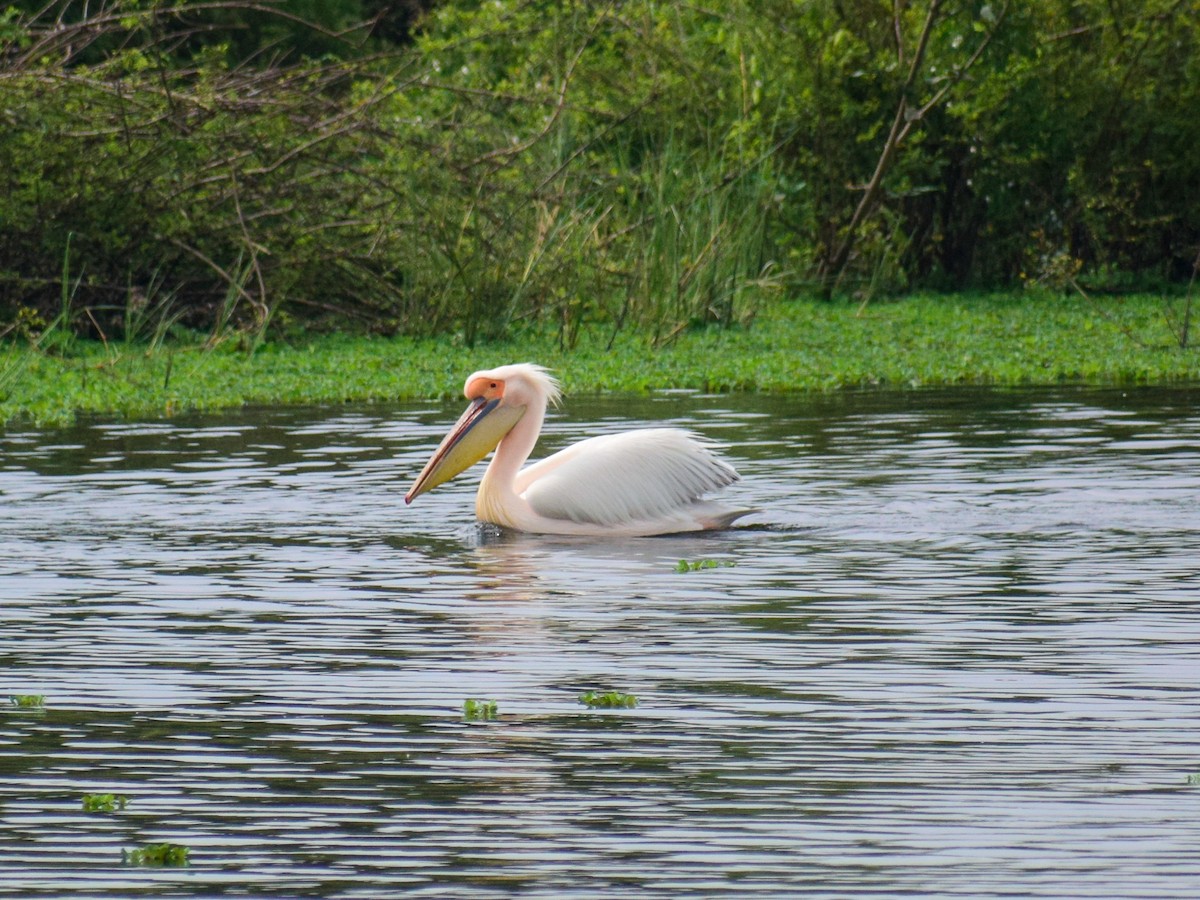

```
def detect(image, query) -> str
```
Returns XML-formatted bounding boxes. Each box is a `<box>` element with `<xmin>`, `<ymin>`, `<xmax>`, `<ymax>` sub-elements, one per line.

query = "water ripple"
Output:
<box><xmin>2</xmin><ymin>387</ymin><xmax>1199</xmax><ymax>897</ymax></box>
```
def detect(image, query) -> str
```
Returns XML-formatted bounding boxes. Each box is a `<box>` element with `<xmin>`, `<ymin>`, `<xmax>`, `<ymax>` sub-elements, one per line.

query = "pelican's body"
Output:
<box><xmin>405</xmin><ymin>364</ymin><xmax>749</xmax><ymax>536</ymax></box>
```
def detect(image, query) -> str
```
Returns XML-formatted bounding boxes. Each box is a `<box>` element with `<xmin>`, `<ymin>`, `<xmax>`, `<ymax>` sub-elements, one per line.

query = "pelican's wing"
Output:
<box><xmin>519</xmin><ymin>428</ymin><xmax>739</xmax><ymax>528</ymax></box>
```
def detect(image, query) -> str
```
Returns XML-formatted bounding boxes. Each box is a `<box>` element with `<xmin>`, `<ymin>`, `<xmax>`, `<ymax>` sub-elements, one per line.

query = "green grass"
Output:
<box><xmin>3</xmin><ymin>292</ymin><xmax>1199</xmax><ymax>427</ymax></box>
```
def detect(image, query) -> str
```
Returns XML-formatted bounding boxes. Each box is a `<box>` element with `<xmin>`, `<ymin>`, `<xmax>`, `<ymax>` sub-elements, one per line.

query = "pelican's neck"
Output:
<box><xmin>477</xmin><ymin>399</ymin><xmax>545</xmax><ymax>525</ymax></box>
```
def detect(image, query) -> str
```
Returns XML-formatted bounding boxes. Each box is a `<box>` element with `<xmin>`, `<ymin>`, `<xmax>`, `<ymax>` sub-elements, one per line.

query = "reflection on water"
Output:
<box><xmin>2</xmin><ymin>387</ymin><xmax>1199</xmax><ymax>897</ymax></box>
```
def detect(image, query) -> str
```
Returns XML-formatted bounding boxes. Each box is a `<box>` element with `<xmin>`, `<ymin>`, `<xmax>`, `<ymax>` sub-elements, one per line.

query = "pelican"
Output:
<box><xmin>405</xmin><ymin>363</ymin><xmax>749</xmax><ymax>536</ymax></box>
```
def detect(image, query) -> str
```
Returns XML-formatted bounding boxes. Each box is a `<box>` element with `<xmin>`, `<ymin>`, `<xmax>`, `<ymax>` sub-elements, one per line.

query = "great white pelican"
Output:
<box><xmin>405</xmin><ymin>363</ymin><xmax>749</xmax><ymax>536</ymax></box>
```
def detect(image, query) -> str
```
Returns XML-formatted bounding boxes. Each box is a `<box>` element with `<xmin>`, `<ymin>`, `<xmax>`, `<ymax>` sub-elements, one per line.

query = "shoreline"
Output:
<box><xmin>3</xmin><ymin>294</ymin><xmax>1198</xmax><ymax>427</ymax></box>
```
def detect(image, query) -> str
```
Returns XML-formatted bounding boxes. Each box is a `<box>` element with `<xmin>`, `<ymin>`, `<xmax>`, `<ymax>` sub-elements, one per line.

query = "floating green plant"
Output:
<box><xmin>579</xmin><ymin>690</ymin><xmax>639</xmax><ymax>709</ymax></box>
<box><xmin>123</xmin><ymin>843</ymin><xmax>190</xmax><ymax>867</ymax></box>
<box><xmin>674</xmin><ymin>558</ymin><xmax>736</xmax><ymax>573</ymax></box>
<box><xmin>7</xmin><ymin>293</ymin><xmax>1200</xmax><ymax>430</ymax></box>
<box><xmin>1186</xmin><ymin>772</ymin><xmax>1200</xmax><ymax>786</ymax></box>
<box><xmin>8</xmin><ymin>694</ymin><xmax>45</xmax><ymax>708</ymax></box>
<box><xmin>82</xmin><ymin>793</ymin><xmax>128</xmax><ymax>813</ymax></box>
<box><xmin>463</xmin><ymin>699</ymin><xmax>498</xmax><ymax>721</ymax></box>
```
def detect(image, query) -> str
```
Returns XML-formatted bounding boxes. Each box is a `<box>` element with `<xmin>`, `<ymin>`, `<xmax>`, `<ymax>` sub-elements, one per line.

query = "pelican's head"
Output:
<box><xmin>404</xmin><ymin>363</ymin><xmax>561</xmax><ymax>504</ymax></box>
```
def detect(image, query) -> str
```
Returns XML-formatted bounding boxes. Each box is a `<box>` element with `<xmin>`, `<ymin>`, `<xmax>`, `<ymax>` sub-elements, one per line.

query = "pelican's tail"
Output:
<box><xmin>693</xmin><ymin>503</ymin><xmax>756</xmax><ymax>531</ymax></box>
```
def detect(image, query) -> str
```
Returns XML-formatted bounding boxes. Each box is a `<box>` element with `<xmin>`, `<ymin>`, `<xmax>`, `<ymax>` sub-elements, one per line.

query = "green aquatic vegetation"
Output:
<box><xmin>1186</xmin><ymin>773</ymin><xmax>1200</xmax><ymax>786</ymax></box>
<box><xmin>579</xmin><ymin>691</ymin><xmax>639</xmax><ymax>709</ymax></box>
<box><xmin>8</xmin><ymin>695</ymin><xmax>45</xmax><ymax>708</ymax></box>
<box><xmin>4</xmin><ymin>293</ymin><xmax>1200</xmax><ymax>428</ymax></box>
<box><xmin>675</xmin><ymin>558</ymin><xmax>737</xmax><ymax>573</ymax></box>
<box><xmin>123</xmin><ymin>843</ymin><xmax>190</xmax><ymax>866</ymax></box>
<box><xmin>463</xmin><ymin>699</ymin><xmax>498</xmax><ymax>721</ymax></box>
<box><xmin>82</xmin><ymin>793</ymin><xmax>128</xmax><ymax>813</ymax></box>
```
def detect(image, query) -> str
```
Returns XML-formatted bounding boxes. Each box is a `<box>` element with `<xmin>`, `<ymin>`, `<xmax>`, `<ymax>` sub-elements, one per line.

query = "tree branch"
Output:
<box><xmin>821</xmin><ymin>0</ymin><xmax>1010</xmax><ymax>298</ymax></box>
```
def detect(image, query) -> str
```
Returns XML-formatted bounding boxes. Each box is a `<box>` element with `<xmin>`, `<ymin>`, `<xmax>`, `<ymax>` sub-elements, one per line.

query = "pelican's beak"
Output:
<box><xmin>405</xmin><ymin>397</ymin><xmax>525</xmax><ymax>503</ymax></box>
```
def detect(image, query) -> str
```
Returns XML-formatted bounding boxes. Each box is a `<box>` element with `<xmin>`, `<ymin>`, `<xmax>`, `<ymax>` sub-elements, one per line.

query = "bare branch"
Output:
<box><xmin>472</xmin><ymin>32</ymin><xmax>591</xmax><ymax>166</ymax></box>
<box><xmin>821</xmin><ymin>0</ymin><xmax>1011</xmax><ymax>297</ymax></box>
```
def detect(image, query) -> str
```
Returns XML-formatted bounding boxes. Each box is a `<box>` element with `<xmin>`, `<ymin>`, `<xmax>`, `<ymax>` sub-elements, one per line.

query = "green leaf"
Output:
<box><xmin>124</xmin><ymin>843</ymin><xmax>190</xmax><ymax>866</ymax></box>
<box><xmin>579</xmin><ymin>690</ymin><xmax>639</xmax><ymax>709</ymax></box>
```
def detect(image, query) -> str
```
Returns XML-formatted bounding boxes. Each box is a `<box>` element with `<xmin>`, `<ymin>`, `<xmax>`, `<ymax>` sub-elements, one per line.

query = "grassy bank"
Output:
<box><xmin>2</xmin><ymin>293</ymin><xmax>1198</xmax><ymax>427</ymax></box>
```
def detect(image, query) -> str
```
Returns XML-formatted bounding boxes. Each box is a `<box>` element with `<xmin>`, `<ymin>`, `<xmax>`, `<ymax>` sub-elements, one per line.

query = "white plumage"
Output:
<box><xmin>406</xmin><ymin>363</ymin><xmax>750</xmax><ymax>536</ymax></box>
<box><xmin>521</xmin><ymin>429</ymin><xmax>739</xmax><ymax>528</ymax></box>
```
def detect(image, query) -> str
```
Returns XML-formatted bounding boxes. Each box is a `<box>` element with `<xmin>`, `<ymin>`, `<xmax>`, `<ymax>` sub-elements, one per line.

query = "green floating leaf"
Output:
<box><xmin>124</xmin><ymin>843</ymin><xmax>190</xmax><ymax>867</ymax></box>
<box><xmin>82</xmin><ymin>793</ymin><xmax>129</xmax><ymax>813</ymax></box>
<box><xmin>579</xmin><ymin>690</ymin><xmax>639</xmax><ymax>709</ymax></box>
<box><xmin>674</xmin><ymin>558</ymin><xmax>736</xmax><ymax>572</ymax></box>
<box><xmin>8</xmin><ymin>695</ymin><xmax>45</xmax><ymax>708</ymax></box>
<box><xmin>1186</xmin><ymin>772</ymin><xmax>1200</xmax><ymax>786</ymax></box>
<box><xmin>463</xmin><ymin>698</ymin><xmax>498</xmax><ymax>721</ymax></box>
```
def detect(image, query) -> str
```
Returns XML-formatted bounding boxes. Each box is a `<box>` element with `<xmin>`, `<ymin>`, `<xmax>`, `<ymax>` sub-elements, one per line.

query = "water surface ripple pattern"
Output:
<box><xmin>1</xmin><ymin>387</ymin><xmax>1198</xmax><ymax>897</ymax></box>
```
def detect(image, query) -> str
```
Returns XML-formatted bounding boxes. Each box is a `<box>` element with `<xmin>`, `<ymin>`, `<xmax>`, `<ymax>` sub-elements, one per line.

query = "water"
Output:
<box><xmin>1</xmin><ymin>386</ymin><xmax>1199</xmax><ymax>897</ymax></box>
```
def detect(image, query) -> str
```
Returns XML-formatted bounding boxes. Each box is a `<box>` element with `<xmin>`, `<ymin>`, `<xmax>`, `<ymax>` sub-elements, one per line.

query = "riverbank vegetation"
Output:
<box><xmin>3</xmin><ymin>293</ymin><xmax>1197</xmax><ymax>426</ymax></box>
<box><xmin>2</xmin><ymin>3</ymin><xmax>1198</xmax><ymax>425</ymax></box>
<box><xmin>2</xmin><ymin>0</ymin><xmax>1199</xmax><ymax>350</ymax></box>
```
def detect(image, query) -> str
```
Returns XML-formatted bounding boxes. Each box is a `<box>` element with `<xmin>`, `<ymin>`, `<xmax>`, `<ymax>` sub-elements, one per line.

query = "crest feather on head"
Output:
<box><xmin>470</xmin><ymin>363</ymin><xmax>562</xmax><ymax>407</ymax></box>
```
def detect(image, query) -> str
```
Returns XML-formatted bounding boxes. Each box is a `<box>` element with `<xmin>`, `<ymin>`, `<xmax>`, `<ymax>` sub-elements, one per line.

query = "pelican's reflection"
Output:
<box><xmin>461</xmin><ymin>522</ymin><xmax>745</xmax><ymax>604</ymax></box>
<box><xmin>463</xmin><ymin>527</ymin><xmax>547</xmax><ymax>603</ymax></box>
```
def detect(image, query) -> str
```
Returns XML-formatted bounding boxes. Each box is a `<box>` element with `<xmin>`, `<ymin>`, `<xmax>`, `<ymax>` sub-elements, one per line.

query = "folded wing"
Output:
<box><xmin>519</xmin><ymin>428</ymin><xmax>739</xmax><ymax>528</ymax></box>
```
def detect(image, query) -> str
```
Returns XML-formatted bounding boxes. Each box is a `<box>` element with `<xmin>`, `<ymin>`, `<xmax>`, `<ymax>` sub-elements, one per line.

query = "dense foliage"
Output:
<box><xmin>2</xmin><ymin>0</ymin><xmax>1198</xmax><ymax>343</ymax></box>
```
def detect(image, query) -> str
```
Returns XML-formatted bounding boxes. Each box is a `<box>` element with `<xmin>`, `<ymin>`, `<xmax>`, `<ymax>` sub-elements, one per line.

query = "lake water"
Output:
<box><xmin>1</xmin><ymin>386</ymin><xmax>1199</xmax><ymax>897</ymax></box>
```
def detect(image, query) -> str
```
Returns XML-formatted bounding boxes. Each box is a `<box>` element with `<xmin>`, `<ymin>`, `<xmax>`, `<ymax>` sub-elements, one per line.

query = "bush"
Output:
<box><xmin>0</xmin><ymin>3</ymin><xmax>433</xmax><ymax>339</ymax></box>
<box><xmin>1</xmin><ymin>0</ymin><xmax>1198</xmax><ymax>344</ymax></box>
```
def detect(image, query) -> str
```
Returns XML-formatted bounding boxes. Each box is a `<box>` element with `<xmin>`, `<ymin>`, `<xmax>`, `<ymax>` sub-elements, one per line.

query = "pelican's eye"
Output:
<box><xmin>465</xmin><ymin>375</ymin><xmax>505</xmax><ymax>401</ymax></box>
